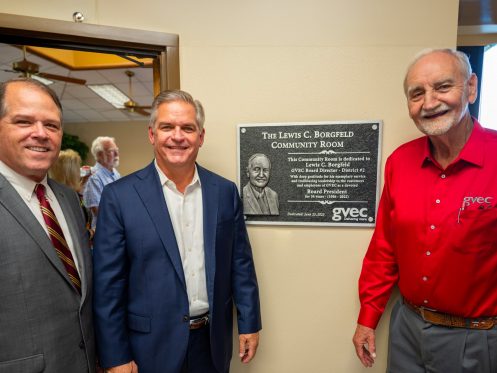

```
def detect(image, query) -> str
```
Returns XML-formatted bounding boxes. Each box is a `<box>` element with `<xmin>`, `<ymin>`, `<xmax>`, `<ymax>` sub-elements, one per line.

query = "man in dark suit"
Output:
<box><xmin>93</xmin><ymin>90</ymin><xmax>262</xmax><ymax>373</ymax></box>
<box><xmin>242</xmin><ymin>153</ymin><xmax>279</xmax><ymax>215</ymax></box>
<box><xmin>0</xmin><ymin>78</ymin><xmax>95</xmax><ymax>372</ymax></box>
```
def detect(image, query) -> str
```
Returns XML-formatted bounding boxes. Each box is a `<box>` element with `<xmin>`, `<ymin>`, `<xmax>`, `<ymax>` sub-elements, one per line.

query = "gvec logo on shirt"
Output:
<box><xmin>461</xmin><ymin>196</ymin><xmax>494</xmax><ymax>208</ymax></box>
<box><xmin>331</xmin><ymin>207</ymin><xmax>368</xmax><ymax>222</ymax></box>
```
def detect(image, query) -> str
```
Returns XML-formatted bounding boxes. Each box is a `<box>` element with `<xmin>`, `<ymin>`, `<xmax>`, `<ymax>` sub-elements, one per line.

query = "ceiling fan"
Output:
<box><xmin>122</xmin><ymin>70</ymin><xmax>151</xmax><ymax>117</ymax></box>
<box><xmin>1</xmin><ymin>45</ymin><xmax>86</xmax><ymax>85</ymax></box>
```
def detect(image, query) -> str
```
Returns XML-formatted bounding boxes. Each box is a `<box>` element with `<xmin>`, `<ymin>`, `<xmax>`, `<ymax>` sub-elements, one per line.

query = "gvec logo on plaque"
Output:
<box><xmin>331</xmin><ymin>206</ymin><xmax>369</xmax><ymax>222</ymax></box>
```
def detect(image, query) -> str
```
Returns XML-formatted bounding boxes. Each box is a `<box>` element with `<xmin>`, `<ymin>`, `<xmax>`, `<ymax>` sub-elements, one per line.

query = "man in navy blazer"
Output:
<box><xmin>93</xmin><ymin>90</ymin><xmax>261</xmax><ymax>373</ymax></box>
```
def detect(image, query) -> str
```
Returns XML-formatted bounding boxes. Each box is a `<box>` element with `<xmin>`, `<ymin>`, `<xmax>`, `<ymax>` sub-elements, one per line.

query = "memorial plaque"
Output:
<box><xmin>238</xmin><ymin>121</ymin><xmax>382</xmax><ymax>226</ymax></box>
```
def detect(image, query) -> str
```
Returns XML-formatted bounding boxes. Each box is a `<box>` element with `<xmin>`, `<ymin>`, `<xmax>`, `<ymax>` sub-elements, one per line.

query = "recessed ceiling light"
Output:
<box><xmin>87</xmin><ymin>84</ymin><xmax>130</xmax><ymax>108</ymax></box>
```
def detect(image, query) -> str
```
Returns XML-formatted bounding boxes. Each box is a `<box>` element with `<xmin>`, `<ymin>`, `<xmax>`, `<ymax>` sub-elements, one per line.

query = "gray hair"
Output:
<box><xmin>0</xmin><ymin>77</ymin><xmax>63</xmax><ymax>119</ymax></box>
<box><xmin>149</xmin><ymin>89</ymin><xmax>205</xmax><ymax>131</ymax></box>
<box><xmin>91</xmin><ymin>136</ymin><xmax>116</xmax><ymax>159</ymax></box>
<box><xmin>403</xmin><ymin>48</ymin><xmax>473</xmax><ymax>94</ymax></box>
<box><xmin>247</xmin><ymin>153</ymin><xmax>271</xmax><ymax>169</ymax></box>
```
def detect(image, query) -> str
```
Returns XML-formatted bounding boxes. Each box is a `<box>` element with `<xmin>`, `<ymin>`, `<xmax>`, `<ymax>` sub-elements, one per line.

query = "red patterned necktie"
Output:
<box><xmin>35</xmin><ymin>184</ymin><xmax>81</xmax><ymax>295</ymax></box>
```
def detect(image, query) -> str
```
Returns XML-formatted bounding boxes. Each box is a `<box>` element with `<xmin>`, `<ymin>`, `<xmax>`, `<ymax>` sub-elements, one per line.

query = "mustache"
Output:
<box><xmin>420</xmin><ymin>104</ymin><xmax>450</xmax><ymax>118</ymax></box>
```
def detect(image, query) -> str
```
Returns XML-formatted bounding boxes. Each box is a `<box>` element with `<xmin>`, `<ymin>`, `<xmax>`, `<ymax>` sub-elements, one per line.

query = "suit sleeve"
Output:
<box><xmin>231</xmin><ymin>183</ymin><xmax>262</xmax><ymax>334</ymax></box>
<box><xmin>357</xmin><ymin>157</ymin><xmax>399</xmax><ymax>329</ymax></box>
<box><xmin>92</xmin><ymin>185</ymin><xmax>133</xmax><ymax>367</ymax></box>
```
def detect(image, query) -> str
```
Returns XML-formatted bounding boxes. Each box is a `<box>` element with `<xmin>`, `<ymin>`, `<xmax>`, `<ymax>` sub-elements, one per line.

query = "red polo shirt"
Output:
<box><xmin>358</xmin><ymin>120</ymin><xmax>497</xmax><ymax>329</ymax></box>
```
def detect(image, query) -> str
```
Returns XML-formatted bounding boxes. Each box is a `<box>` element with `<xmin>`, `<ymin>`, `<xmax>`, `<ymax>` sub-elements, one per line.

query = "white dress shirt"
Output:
<box><xmin>0</xmin><ymin>161</ymin><xmax>81</xmax><ymax>274</ymax></box>
<box><xmin>155</xmin><ymin>160</ymin><xmax>209</xmax><ymax>316</ymax></box>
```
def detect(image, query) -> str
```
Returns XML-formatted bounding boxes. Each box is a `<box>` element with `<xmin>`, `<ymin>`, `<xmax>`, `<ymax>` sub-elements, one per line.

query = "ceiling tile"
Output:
<box><xmin>61</xmin><ymin>98</ymin><xmax>90</xmax><ymax>110</ymax></box>
<box><xmin>74</xmin><ymin>109</ymin><xmax>108</xmax><ymax>122</ymax></box>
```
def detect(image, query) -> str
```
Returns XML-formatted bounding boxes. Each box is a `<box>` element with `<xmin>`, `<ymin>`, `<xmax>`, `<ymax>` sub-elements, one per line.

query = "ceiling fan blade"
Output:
<box><xmin>37</xmin><ymin>72</ymin><xmax>86</xmax><ymax>85</ymax></box>
<box><xmin>135</xmin><ymin>108</ymin><xmax>150</xmax><ymax>117</ymax></box>
<box><xmin>134</xmin><ymin>105</ymin><xmax>152</xmax><ymax>109</ymax></box>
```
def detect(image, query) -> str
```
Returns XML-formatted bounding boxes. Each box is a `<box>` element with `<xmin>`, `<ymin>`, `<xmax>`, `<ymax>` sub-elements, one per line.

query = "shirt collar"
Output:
<box><xmin>420</xmin><ymin>117</ymin><xmax>485</xmax><ymax>169</ymax></box>
<box><xmin>249</xmin><ymin>183</ymin><xmax>266</xmax><ymax>198</ymax></box>
<box><xmin>0</xmin><ymin>160</ymin><xmax>48</xmax><ymax>202</ymax></box>
<box><xmin>458</xmin><ymin>118</ymin><xmax>485</xmax><ymax>167</ymax></box>
<box><xmin>154</xmin><ymin>160</ymin><xmax>201</xmax><ymax>192</ymax></box>
<box><xmin>95</xmin><ymin>162</ymin><xmax>117</xmax><ymax>177</ymax></box>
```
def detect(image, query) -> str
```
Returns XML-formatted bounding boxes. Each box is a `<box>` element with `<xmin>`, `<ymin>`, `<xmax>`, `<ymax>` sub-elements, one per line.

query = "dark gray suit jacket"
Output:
<box><xmin>0</xmin><ymin>174</ymin><xmax>95</xmax><ymax>373</ymax></box>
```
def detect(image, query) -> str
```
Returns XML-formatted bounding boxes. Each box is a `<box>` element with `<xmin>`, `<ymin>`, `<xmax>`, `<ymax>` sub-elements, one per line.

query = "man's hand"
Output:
<box><xmin>239</xmin><ymin>332</ymin><xmax>260</xmax><ymax>363</ymax></box>
<box><xmin>105</xmin><ymin>361</ymin><xmax>138</xmax><ymax>373</ymax></box>
<box><xmin>352</xmin><ymin>324</ymin><xmax>376</xmax><ymax>367</ymax></box>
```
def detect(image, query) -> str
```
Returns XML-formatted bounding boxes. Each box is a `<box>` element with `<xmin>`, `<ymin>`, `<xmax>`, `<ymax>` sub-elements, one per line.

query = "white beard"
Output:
<box><xmin>416</xmin><ymin>104</ymin><xmax>457</xmax><ymax>136</ymax></box>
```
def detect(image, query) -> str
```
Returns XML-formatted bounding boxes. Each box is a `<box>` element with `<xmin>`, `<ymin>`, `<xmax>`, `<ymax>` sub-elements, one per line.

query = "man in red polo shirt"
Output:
<box><xmin>353</xmin><ymin>48</ymin><xmax>497</xmax><ymax>372</ymax></box>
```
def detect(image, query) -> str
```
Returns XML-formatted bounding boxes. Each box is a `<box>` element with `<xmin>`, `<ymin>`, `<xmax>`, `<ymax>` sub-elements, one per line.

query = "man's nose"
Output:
<box><xmin>422</xmin><ymin>90</ymin><xmax>440</xmax><ymax>111</ymax></box>
<box><xmin>32</xmin><ymin>122</ymin><xmax>49</xmax><ymax>138</ymax></box>
<box><xmin>171</xmin><ymin>127</ymin><xmax>184</xmax><ymax>141</ymax></box>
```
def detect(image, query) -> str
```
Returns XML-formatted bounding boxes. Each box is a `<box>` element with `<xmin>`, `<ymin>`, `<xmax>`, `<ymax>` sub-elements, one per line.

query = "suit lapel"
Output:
<box><xmin>49</xmin><ymin>179</ymin><xmax>91</xmax><ymax>301</ymax></box>
<box><xmin>0</xmin><ymin>175</ymin><xmax>75</xmax><ymax>292</ymax></box>
<box><xmin>198</xmin><ymin>166</ymin><xmax>218</xmax><ymax>305</ymax></box>
<box><xmin>134</xmin><ymin>163</ymin><xmax>186</xmax><ymax>290</ymax></box>
<box><xmin>245</xmin><ymin>185</ymin><xmax>262</xmax><ymax>214</ymax></box>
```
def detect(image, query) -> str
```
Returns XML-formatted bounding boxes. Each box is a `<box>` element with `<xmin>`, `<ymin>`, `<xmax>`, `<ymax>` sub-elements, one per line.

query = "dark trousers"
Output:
<box><xmin>180</xmin><ymin>326</ymin><xmax>224</xmax><ymax>373</ymax></box>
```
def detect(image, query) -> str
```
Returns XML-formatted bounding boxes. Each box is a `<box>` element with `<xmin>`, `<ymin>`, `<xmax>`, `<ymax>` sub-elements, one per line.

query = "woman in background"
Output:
<box><xmin>50</xmin><ymin>149</ymin><xmax>82</xmax><ymax>191</ymax></box>
<box><xmin>50</xmin><ymin>149</ymin><xmax>94</xmax><ymax>242</ymax></box>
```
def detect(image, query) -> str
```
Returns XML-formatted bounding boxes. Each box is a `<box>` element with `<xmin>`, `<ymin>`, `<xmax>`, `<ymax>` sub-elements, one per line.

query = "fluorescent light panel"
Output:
<box><xmin>87</xmin><ymin>84</ymin><xmax>130</xmax><ymax>108</ymax></box>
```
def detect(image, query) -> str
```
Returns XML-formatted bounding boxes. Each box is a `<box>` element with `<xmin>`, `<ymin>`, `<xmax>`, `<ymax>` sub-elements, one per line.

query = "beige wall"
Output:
<box><xmin>1</xmin><ymin>1</ymin><xmax>460</xmax><ymax>372</ymax></box>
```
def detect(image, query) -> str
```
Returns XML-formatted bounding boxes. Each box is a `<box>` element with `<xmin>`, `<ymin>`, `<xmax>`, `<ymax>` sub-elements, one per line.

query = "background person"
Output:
<box><xmin>353</xmin><ymin>49</ymin><xmax>497</xmax><ymax>372</ymax></box>
<box><xmin>83</xmin><ymin>136</ymin><xmax>120</xmax><ymax>230</ymax></box>
<box><xmin>50</xmin><ymin>148</ymin><xmax>93</xmax><ymax>241</ymax></box>
<box><xmin>49</xmin><ymin>148</ymin><xmax>82</xmax><ymax>192</ymax></box>
<box><xmin>242</xmin><ymin>153</ymin><xmax>279</xmax><ymax>215</ymax></box>
<box><xmin>93</xmin><ymin>89</ymin><xmax>262</xmax><ymax>373</ymax></box>
<box><xmin>0</xmin><ymin>78</ymin><xmax>95</xmax><ymax>372</ymax></box>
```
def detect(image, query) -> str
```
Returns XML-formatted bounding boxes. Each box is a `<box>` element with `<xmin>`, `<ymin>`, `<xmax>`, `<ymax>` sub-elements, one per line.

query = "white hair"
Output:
<box><xmin>403</xmin><ymin>48</ymin><xmax>473</xmax><ymax>94</ymax></box>
<box><xmin>91</xmin><ymin>136</ymin><xmax>116</xmax><ymax>159</ymax></box>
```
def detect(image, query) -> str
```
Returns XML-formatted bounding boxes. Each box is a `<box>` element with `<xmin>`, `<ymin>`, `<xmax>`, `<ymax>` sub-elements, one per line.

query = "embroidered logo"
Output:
<box><xmin>461</xmin><ymin>196</ymin><xmax>493</xmax><ymax>209</ymax></box>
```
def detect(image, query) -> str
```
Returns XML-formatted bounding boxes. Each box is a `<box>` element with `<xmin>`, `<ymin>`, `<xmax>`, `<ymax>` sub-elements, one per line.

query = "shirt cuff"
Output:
<box><xmin>357</xmin><ymin>305</ymin><xmax>383</xmax><ymax>329</ymax></box>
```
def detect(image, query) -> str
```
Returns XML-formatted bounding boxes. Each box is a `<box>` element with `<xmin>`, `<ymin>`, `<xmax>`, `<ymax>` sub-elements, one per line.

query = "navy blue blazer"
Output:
<box><xmin>93</xmin><ymin>162</ymin><xmax>261</xmax><ymax>373</ymax></box>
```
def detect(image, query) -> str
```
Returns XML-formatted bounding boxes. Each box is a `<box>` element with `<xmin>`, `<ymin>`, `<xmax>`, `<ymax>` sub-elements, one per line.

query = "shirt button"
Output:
<box><xmin>183</xmin><ymin>315</ymin><xmax>189</xmax><ymax>322</ymax></box>
<box><xmin>426</xmin><ymin>251</ymin><xmax>431</xmax><ymax>256</ymax></box>
<box><xmin>430</xmin><ymin>225</ymin><xmax>436</xmax><ymax>230</ymax></box>
<box><xmin>423</xmin><ymin>299</ymin><xmax>429</xmax><ymax>304</ymax></box>
<box><xmin>435</xmin><ymin>199</ymin><xmax>440</xmax><ymax>204</ymax></box>
<box><xmin>422</xmin><ymin>276</ymin><xmax>428</xmax><ymax>281</ymax></box>
<box><xmin>441</xmin><ymin>174</ymin><xmax>446</xmax><ymax>179</ymax></box>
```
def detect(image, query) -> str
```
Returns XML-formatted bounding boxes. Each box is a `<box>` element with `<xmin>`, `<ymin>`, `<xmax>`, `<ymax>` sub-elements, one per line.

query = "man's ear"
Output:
<box><xmin>467</xmin><ymin>73</ymin><xmax>478</xmax><ymax>105</ymax></box>
<box><xmin>148</xmin><ymin>126</ymin><xmax>155</xmax><ymax>145</ymax></box>
<box><xmin>199</xmin><ymin>128</ymin><xmax>205</xmax><ymax>147</ymax></box>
